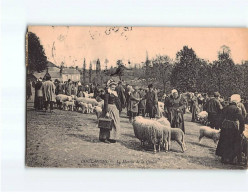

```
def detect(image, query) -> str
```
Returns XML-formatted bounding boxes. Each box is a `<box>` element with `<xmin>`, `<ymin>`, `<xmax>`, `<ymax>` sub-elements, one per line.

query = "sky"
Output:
<box><xmin>28</xmin><ymin>26</ymin><xmax>248</xmax><ymax>69</ymax></box>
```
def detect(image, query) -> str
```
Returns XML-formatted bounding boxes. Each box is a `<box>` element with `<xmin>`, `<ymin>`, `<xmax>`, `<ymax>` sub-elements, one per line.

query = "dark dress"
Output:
<box><xmin>216</xmin><ymin>103</ymin><xmax>245</xmax><ymax>163</ymax></box>
<box><xmin>165</xmin><ymin>94</ymin><xmax>186</xmax><ymax>133</ymax></box>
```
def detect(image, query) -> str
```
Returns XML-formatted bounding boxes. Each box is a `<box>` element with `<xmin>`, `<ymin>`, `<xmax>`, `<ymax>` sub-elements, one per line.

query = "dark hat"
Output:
<box><xmin>148</xmin><ymin>84</ymin><xmax>153</xmax><ymax>88</ymax></box>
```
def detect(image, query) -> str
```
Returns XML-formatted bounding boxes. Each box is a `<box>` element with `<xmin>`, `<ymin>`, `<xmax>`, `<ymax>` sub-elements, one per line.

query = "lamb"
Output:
<box><xmin>199</xmin><ymin>126</ymin><xmax>221</xmax><ymax>144</ymax></box>
<box><xmin>87</xmin><ymin>103</ymin><xmax>93</xmax><ymax>113</ymax></box>
<box><xmin>132</xmin><ymin>116</ymin><xmax>171</xmax><ymax>153</ymax></box>
<box><xmin>78</xmin><ymin>102</ymin><xmax>88</xmax><ymax>113</ymax></box>
<box><xmin>75</xmin><ymin>97</ymin><xmax>99</xmax><ymax>107</ymax></box>
<box><xmin>93</xmin><ymin>106</ymin><xmax>102</xmax><ymax>120</ymax></box>
<box><xmin>197</xmin><ymin>111</ymin><xmax>209</xmax><ymax>125</ymax></box>
<box><xmin>63</xmin><ymin>100</ymin><xmax>75</xmax><ymax>111</ymax></box>
<box><xmin>156</xmin><ymin>117</ymin><xmax>186</xmax><ymax>152</ymax></box>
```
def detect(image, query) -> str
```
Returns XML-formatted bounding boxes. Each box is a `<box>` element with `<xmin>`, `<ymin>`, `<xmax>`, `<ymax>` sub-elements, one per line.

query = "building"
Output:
<box><xmin>33</xmin><ymin>61</ymin><xmax>81</xmax><ymax>82</ymax></box>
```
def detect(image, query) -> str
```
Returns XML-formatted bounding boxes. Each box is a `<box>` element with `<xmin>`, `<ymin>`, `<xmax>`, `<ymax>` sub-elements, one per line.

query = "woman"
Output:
<box><xmin>99</xmin><ymin>80</ymin><xmax>121</xmax><ymax>143</ymax></box>
<box><xmin>165</xmin><ymin>89</ymin><xmax>186</xmax><ymax>133</ymax></box>
<box><xmin>216</xmin><ymin>94</ymin><xmax>245</xmax><ymax>165</ymax></box>
<box><xmin>35</xmin><ymin>78</ymin><xmax>43</xmax><ymax>110</ymax></box>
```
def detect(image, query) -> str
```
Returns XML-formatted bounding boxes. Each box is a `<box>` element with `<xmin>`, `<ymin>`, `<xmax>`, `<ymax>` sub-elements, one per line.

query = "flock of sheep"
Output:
<box><xmin>54</xmin><ymin>93</ymin><xmax>247</xmax><ymax>162</ymax></box>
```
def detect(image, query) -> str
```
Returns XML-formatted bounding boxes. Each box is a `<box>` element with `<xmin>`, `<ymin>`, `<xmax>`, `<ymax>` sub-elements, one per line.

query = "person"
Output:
<box><xmin>191</xmin><ymin>92</ymin><xmax>199</xmax><ymax>122</ymax></box>
<box><xmin>26</xmin><ymin>79</ymin><xmax>32</xmax><ymax>100</ymax></box>
<box><xmin>138</xmin><ymin>87</ymin><xmax>146</xmax><ymax>117</ymax></box>
<box><xmin>165</xmin><ymin>89</ymin><xmax>186</xmax><ymax>133</ymax></box>
<box><xmin>55</xmin><ymin>80</ymin><xmax>64</xmax><ymax>95</ymax></box>
<box><xmin>128</xmin><ymin>85</ymin><xmax>141</xmax><ymax>122</ymax></box>
<box><xmin>99</xmin><ymin>80</ymin><xmax>121</xmax><ymax>143</ymax></box>
<box><xmin>125</xmin><ymin>85</ymin><xmax>133</xmax><ymax>117</ymax></box>
<box><xmin>42</xmin><ymin>75</ymin><xmax>56</xmax><ymax>113</ymax></box>
<box><xmin>216</xmin><ymin>94</ymin><xmax>245</xmax><ymax>165</ymax></box>
<box><xmin>115</xmin><ymin>81</ymin><xmax>126</xmax><ymax>114</ymax></box>
<box><xmin>204</xmin><ymin>92</ymin><xmax>223</xmax><ymax>129</ymax></box>
<box><xmin>202</xmin><ymin>93</ymin><xmax>209</xmax><ymax>111</ymax></box>
<box><xmin>77</xmin><ymin>82</ymin><xmax>84</xmax><ymax>97</ymax></box>
<box><xmin>65</xmin><ymin>79</ymin><xmax>72</xmax><ymax>96</ymax></box>
<box><xmin>34</xmin><ymin>78</ymin><xmax>43</xmax><ymax>110</ymax></box>
<box><xmin>237</xmin><ymin>101</ymin><xmax>247</xmax><ymax>121</ymax></box>
<box><xmin>143</xmin><ymin>84</ymin><xmax>158</xmax><ymax>119</ymax></box>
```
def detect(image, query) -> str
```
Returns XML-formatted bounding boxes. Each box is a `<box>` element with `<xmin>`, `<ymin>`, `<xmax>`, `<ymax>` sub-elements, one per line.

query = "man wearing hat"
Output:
<box><xmin>204</xmin><ymin>92</ymin><xmax>223</xmax><ymax>129</ymax></box>
<box><xmin>191</xmin><ymin>92</ymin><xmax>199</xmax><ymax>122</ymax></box>
<box><xmin>143</xmin><ymin>84</ymin><xmax>158</xmax><ymax>119</ymax></box>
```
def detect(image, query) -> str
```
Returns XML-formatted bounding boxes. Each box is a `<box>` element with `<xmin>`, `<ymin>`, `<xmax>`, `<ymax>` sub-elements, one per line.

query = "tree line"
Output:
<box><xmin>27</xmin><ymin>32</ymin><xmax>248</xmax><ymax>98</ymax></box>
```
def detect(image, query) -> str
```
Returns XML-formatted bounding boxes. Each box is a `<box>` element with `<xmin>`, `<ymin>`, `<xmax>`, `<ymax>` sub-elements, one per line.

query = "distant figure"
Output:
<box><xmin>138</xmin><ymin>87</ymin><xmax>146</xmax><ymax>117</ymax></box>
<box><xmin>34</xmin><ymin>78</ymin><xmax>43</xmax><ymax>111</ymax></box>
<box><xmin>165</xmin><ymin>89</ymin><xmax>186</xmax><ymax>133</ymax></box>
<box><xmin>115</xmin><ymin>81</ymin><xmax>126</xmax><ymax>114</ymax></box>
<box><xmin>191</xmin><ymin>92</ymin><xmax>199</xmax><ymax>122</ymax></box>
<box><xmin>26</xmin><ymin>79</ymin><xmax>32</xmax><ymax>100</ymax></box>
<box><xmin>143</xmin><ymin>84</ymin><xmax>158</xmax><ymax>119</ymax></box>
<box><xmin>216</xmin><ymin>94</ymin><xmax>245</xmax><ymax>165</ymax></box>
<box><xmin>42</xmin><ymin>75</ymin><xmax>56</xmax><ymax>112</ymax></box>
<box><xmin>128</xmin><ymin>85</ymin><xmax>141</xmax><ymax>122</ymax></box>
<box><xmin>65</xmin><ymin>79</ymin><xmax>72</xmax><ymax>96</ymax></box>
<box><xmin>56</xmin><ymin>80</ymin><xmax>64</xmax><ymax>95</ymax></box>
<box><xmin>205</xmin><ymin>92</ymin><xmax>223</xmax><ymax>129</ymax></box>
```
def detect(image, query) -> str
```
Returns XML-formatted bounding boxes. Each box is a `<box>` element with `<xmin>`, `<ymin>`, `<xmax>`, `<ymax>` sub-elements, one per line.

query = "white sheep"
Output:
<box><xmin>75</xmin><ymin>97</ymin><xmax>99</xmax><ymax>106</ymax></box>
<box><xmin>87</xmin><ymin>103</ymin><xmax>93</xmax><ymax>113</ymax></box>
<box><xmin>132</xmin><ymin>116</ymin><xmax>171</xmax><ymax>153</ymax></box>
<box><xmin>197</xmin><ymin>111</ymin><xmax>209</xmax><ymax>125</ymax></box>
<box><xmin>156</xmin><ymin>117</ymin><xmax>186</xmax><ymax>152</ymax></box>
<box><xmin>93</xmin><ymin>106</ymin><xmax>102</xmax><ymax>120</ymax></box>
<box><xmin>78</xmin><ymin>102</ymin><xmax>88</xmax><ymax>113</ymax></box>
<box><xmin>56</xmin><ymin>94</ymin><xmax>73</xmax><ymax>109</ymax></box>
<box><xmin>199</xmin><ymin>126</ymin><xmax>220</xmax><ymax>144</ymax></box>
<box><xmin>63</xmin><ymin>100</ymin><xmax>75</xmax><ymax>111</ymax></box>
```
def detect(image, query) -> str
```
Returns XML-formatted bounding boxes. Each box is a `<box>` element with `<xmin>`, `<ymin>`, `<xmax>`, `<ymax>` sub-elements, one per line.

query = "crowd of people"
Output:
<box><xmin>27</xmin><ymin>77</ymin><xmax>248</xmax><ymax>165</ymax></box>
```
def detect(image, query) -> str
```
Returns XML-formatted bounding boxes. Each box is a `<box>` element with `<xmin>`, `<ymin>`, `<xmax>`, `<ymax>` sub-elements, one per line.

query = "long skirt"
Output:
<box><xmin>216</xmin><ymin>127</ymin><xmax>242</xmax><ymax>162</ymax></box>
<box><xmin>99</xmin><ymin>104</ymin><xmax>120</xmax><ymax>141</ymax></box>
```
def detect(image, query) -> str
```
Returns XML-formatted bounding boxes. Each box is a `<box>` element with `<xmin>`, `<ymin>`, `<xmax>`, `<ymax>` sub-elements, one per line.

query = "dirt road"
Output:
<box><xmin>26</xmin><ymin>99</ymin><xmax>246</xmax><ymax>169</ymax></box>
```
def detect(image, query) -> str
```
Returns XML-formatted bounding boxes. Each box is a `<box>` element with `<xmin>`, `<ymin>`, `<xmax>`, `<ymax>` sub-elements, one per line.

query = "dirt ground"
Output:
<box><xmin>26</xmin><ymin>97</ymin><xmax>247</xmax><ymax>169</ymax></box>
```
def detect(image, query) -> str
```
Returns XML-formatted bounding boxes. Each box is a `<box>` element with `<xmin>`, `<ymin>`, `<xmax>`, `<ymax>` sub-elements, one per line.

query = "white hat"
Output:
<box><xmin>230</xmin><ymin>94</ymin><xmax>241</xmax><ymax>103</ymax></box>
<box><xmin>171</xmin><ymin>89</ymin><xmax>178</xmax><ymax>94</ymax></box>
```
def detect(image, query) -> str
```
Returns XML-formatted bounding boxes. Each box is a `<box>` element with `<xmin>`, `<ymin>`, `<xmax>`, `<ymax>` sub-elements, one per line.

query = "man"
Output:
<box><xmin>165</xmin><ymin>89</ymin><xmax>186</xmax><ymax>133</ymax></box>
<box><xmin>115</xmin><ymin>81</ymin><xmax>126</xmax><ymax>114</ymax></box>
<box><xmin>143</xmin><ymin>84</ymin><xmax>157</xmax><ymax>119</ymax></box>
<box><xmin>128</xmin><ymin>85</ymin><xmax>141</xmax><ymax>122</ymax></box>
<box><xmin>138</xmin><ymin>87</ymin><xmax>146</xmax><ymax>117</ymax></box>
<box><xmin>65</xmin><ymin>79</ymin><xmax>72</xmax><ymax>96</ymax></box>
<box><xmin>42</xmin><ymin>75</ymin><xmax>56</xmax><ymax>112</ymax></box>
<box><xmin>34</xmin><ymin>78</ymin><xmax>43</xmax><ymax>111</ymax></box>
<box><xmin>191</xmin><ymin>92</ymin><xmax>199</xmax><ymax>122</ymax></box>
<box><xmin>204</xmin><ymin>92</ymin><xmax>223</xmax><ymax>129</ymax></box>
<box><xmin>56</xmin><ymin>80</ymin><xmax>64</xmax><ymax>95</ymax></box>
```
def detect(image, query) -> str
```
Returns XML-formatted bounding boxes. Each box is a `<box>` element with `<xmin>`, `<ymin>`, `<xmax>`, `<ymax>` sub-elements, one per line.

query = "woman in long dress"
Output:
<box><xmin>216</xmin><ymin>94</ymin><xmax>245</xmax><ymax>165</ymax></box>
<box><xmin>99</xmin><ymin>80</ymin><xmax>121</xmax><ymax>143</ymax></box>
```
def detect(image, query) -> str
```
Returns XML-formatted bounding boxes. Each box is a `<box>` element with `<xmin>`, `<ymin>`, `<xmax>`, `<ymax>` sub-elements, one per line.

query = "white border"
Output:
<box><xmin>1</xmin><ymin>0</ymin><xmax>248</xmax><ymax>192</ymax></box>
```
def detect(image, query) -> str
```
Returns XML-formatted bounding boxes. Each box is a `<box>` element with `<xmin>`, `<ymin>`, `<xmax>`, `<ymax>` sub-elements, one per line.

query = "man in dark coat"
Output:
<box><xmin>216</xmin><ymin>94</ymin><xmax>245</xmax><ymax>165</ymax></box>
<box><xmin>143</xmin><ymin>84</ymin><xmax>157</xmax><ymax>119</ymax></box>
<box><xmin>204</xmin><ymin>92</ymin><xmax>223</xmax><ymax>129</ymax></box>
<box><xmin>115</xmin><ymin>81</ymin><xmax>126</xmax><ymax>114</ymax></box>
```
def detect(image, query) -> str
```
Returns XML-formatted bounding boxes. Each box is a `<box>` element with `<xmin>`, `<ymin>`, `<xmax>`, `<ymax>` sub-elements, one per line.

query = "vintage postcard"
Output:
<box><xmin>26</xmin><ymin>26</ymin><xmax>248</xmax><ymax>169</ymax></box>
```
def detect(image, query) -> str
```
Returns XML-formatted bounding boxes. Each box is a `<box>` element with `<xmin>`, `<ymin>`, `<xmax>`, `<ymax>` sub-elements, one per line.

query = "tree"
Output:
<box><xmin>104</xmin><ymin>58</ymin><xmax>109</xmax><ymax>70</ymax></box>
<box><xmin>89</xmin><ymin>61</ymin><xmax>92</xmax><ymax>83</ymax></box>
<box><xmin>96</xmin><ymin>59</ymin><xmax>101</xmax><ymax>84</ymax></box>
<box><xmin>82</xmin><ymin>58</ymin><xmax>86</xmax><ymax>84</ymax></box>
<box><xmin>171</xmin><ymin>46</ymin><xmax>201</xmax><ymax>92</ymax></box>
<box><xmin>152</xmin><ymin>55</ymin><xmax>173</xmax><ymax>92</ymax></box>
<box><xmin>27</xmin><ymin>32</ymin><xmax>47</xmax><ymax>73</ymax></box>
<box><xmin>212</xmin><ymin>46</ymin><xmax>241</xmax><ymax>97</ymax></box>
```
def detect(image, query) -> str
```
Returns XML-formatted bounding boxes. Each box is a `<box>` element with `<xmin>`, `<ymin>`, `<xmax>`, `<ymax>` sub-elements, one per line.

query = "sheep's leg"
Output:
<box><xmin>177</xmin><ymin>140</ymin><xmax>185</xmax><ymax>153</ymax></box>
<box><xmin>199</xmin><ymin>135</ymin><xmax>203</xmax><ymax>143</ymax></box>
<box><xmin>158</xmin><ymin>143</ymin><xmax>161</xmax><ymax>152</ymax></box>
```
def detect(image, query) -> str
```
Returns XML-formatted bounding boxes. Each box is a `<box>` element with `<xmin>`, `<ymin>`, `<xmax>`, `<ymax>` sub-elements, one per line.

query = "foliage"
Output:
<box><xmin>27</xmin><ymin>32</ymin><xmax>47</xmax><ymax>73</ymax></box>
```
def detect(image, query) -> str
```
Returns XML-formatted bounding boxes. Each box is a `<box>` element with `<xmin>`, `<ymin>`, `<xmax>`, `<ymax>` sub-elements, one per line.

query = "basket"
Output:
<box><xmin>98</xmin><ymin>117</ymin><xmax>113</xmax><ymax>130</ymax></box>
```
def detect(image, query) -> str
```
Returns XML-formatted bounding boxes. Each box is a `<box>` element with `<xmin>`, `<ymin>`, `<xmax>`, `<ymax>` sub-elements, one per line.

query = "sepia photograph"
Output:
<box><xmin>25</xmin><ymin>26</ymin><xmax>248</xmax><ymax>169</ymax></box>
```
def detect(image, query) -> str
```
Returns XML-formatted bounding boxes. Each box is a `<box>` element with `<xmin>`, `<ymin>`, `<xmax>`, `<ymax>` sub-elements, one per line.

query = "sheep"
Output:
<box><xmin>75</xmin><ymin>97</ymin><xmax>99</xmax><ymax>107</ymax></box>
<box><xmin>87</xmin><ymin>103</ymin><xmax>93</xmax><ymax>113</ymax></box>
<box><xmin>93</xmin><ymin>106</ymin><xmax>102</xmax><ymax>121</ymax></box>
<box><xmin>83</xmin><ymin>92</ymin><xmax>94</xmax><ymax>98</ymax></box>
<box><xmin>156</xmin><ymin>117</ymin><xmax>186</xmax><ymax>152</ymax></box>
<box><xmin>78</xmin><ymin>102</ymin><xmax>88</xmax><ymax>113</ymax></box>
<box><xmin>132</xmin><ymin>116</ymin><xmax>171</xmax><ymax>153</ymax></box>
<box><xmin>197</xmin><ymin>111</ymin><xmax>209</xmax><ymax>125</ymax></box>
<box><xmin>199</xmin><ymin>126</ymin><xmax>221</xmax><ymax>144</ymax></box>
<box><xmin>56</xmin><ymin>94</ymin><xmax>73</xmax><ymax>109</ymax></box>
<box><xmin>62</xmin><ymin>100</ymin><xmax>75</xmax><ymax>111</ymax></box>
